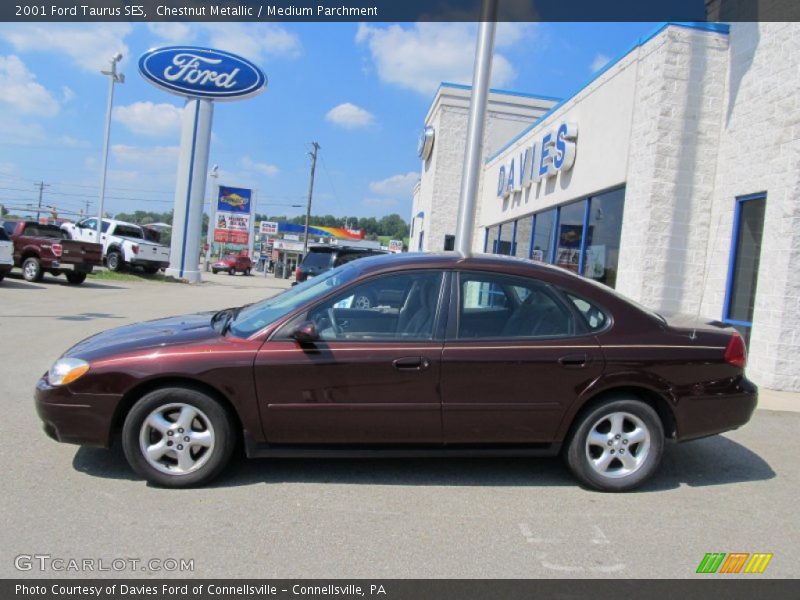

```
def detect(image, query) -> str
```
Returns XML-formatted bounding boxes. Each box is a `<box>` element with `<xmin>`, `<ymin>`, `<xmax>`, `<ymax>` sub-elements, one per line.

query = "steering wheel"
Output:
<box><xmin>327</xmin><ymin>308</ymin><xmax>341</xmax><ymax>339</ymax></box>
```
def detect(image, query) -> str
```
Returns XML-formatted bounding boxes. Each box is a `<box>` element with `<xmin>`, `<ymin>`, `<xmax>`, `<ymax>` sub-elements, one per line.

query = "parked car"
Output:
<box><xmin>35</xmin><ymin>252</ymin><xmax>756</xmax><ymax>490</ymax></box>
<box><xmin>2</xmin><ymin>220</ymin><xmax>102</xmax><ymax>285</ymax></box>
<box><xmin>294</xmin><ymin>245</ymin><xmax>386</xmax><ymax>283</ymax></box>
<box><xmin>212</xmin><ymin>253</ymin><xmax>252</xmax><ymax>275</ymax></box>
<box><xmin>61</xmin><ymin>218</ymin><xmax>170</xmax><ymax>274</ymax></box>
<box><xmin>0</xmin><ymin>225</ymin><xmax>13</xmax><ymax>282</ymax></box>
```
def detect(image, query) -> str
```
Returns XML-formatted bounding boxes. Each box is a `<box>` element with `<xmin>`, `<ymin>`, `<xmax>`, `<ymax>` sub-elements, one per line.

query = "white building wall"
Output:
<box><xmin>411</xmin><ymin>85</ymin><xmax>558</xmax><ymax>252</ymax></box>
<box><xmin>701</xmin><ymin>22</ymin><xmax>800</xmax><ymax>391</ymax></box>
<box><xmin>616</xmin><ymin>26</ymin><xmax>730</xmax><ymax>315</ymax></box>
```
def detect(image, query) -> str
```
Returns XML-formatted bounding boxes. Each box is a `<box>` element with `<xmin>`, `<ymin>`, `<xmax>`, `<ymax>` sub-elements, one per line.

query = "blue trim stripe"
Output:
<box><xmin>528</xmin><ymin>214</ymin><xmax>536</xmax><ymax>259</ymax></box>
<box><xmin>438</xmin><ymin>81</ymin><xmax>563</xmax><ymax>103</ymax></box>
<box><xmin>722</xmin><ymin>192</ymin><xmax>767</xmax><ymax>326</ymax></box>
<box><xmin>577</xmin><ymin>199</ymin><xmax>592</xmax><ymax>275</ymax></box>
<box><xmin>179</xmin><ymin>101</ymin><xmax>201</xmax><ymax>278</ymax></box>
<box><xmin>485</xmin><ymin>21</ymin><xmax>731</xmax><ymax>164</ymax></box>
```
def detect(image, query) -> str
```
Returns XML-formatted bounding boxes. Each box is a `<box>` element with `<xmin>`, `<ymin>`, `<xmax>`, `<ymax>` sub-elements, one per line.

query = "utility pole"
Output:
<box><xmin>35</xmin><ymin>181</ymin><xmax>50</xmax><ymax>219</ymax></box>
<box><xmin>454</xmin><ymin>0</ymin><xmax>498</xmax><ymax>255</ymax></box>
<box><xmin>302</xmin><ymin>142</ymin><xmax>320</xmax><ymax>258</ymax></box>
<box><xmin>97</xmin><ymin>53</ymin><xmax>124</xmax><ymax>240</ymax></box>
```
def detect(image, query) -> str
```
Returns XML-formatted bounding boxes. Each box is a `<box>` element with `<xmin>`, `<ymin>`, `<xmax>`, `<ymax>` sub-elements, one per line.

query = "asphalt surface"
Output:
<box><xmin>0</xmin><ymin>268</ymin><xmax>797</xmax><ymax>579</ymax></box>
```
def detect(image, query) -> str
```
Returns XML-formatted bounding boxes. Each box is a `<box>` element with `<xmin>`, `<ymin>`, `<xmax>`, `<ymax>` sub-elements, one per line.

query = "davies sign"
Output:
<box><xmin>497</xmin><ymin>122</ymin><xmax>578</xmax><ymax>198</ymax></box>
<box><xmin>138</xmin><ymin>46</ymin><xmax>267</xmax><ymax>100</ymax></box>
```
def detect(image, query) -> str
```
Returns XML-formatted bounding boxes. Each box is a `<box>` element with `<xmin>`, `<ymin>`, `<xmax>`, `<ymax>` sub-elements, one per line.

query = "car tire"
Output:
<box><xmin>65</xmin><ymin>272</ymin><xmax>87</xmax><ymax>285</ymax></box>
<box><xmin>22</xmin><ymin>257</ymin><xmax>44</xmax><ymax>282</ymax></box>
<box><xmin>122</xmin><ymin>387</ymin><xmax>236</xmax><ymax>488</ymax></box>
<box><xmin>565</xmin><ymin>398</ymin><xmax>664</xmax><ymax>492</ymax></box>
<box><xmin>0</xmin><ymin>273</ymin><xmax>5</xmax><ymax>282</ymax></box>
<box><xmin>143</xmin><ymin>266</ymin><xmax>160</xmax><ymax>275</ymax></box>
<box><xmin>228</xmin><ymin>268</ymin><xmax>234</xmax><ymax>276</ymax></box>
<box><xmin>106</xmin><ymin>251</ymin><xmax>123</xmax><ymax>272</ymax></box>
<box><xmin>244</xmin><ymin>268</ymin><xmax>251</xmax><ymax>276</ymax></box>
<box><xmin>212</xmin><ymin>269</ymin><xmax>218</xmax><ymax>275</ymax></box>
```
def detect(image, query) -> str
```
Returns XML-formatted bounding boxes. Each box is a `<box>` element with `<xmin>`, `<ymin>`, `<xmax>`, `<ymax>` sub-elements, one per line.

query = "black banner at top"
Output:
<box><xmin>4</xmin><ymin>0</ymin><xmax>800</xmax><ymax>22</ymax></box>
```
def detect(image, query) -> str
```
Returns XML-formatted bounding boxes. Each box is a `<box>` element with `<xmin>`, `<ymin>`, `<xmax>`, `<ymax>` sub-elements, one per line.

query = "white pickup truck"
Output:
<box><xmin>62</xmin><ymin>218</ymin><xmax>170</xmax><ymax>274</ymax></box>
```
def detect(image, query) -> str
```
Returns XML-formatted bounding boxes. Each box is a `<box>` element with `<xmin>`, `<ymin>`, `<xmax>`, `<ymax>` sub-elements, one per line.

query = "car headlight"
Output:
<box><xmin>48</xmin><ymin>358</ymin><xmax>90</xmax><ymax>386</ymax></box>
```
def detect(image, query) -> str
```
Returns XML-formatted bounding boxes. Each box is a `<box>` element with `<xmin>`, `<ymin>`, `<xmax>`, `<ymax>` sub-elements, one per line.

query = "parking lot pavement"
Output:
<box><xmin>0</xmin><ymin>270</ymin><xmax>797</xmax><ymax>579</ymax></box>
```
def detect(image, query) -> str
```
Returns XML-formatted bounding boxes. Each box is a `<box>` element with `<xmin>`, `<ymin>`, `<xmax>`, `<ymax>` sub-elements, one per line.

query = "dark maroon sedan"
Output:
<box><xmin>35</xmin><ymin>253</ymin><xmax>756</xmax><ymax>491</ymax></box>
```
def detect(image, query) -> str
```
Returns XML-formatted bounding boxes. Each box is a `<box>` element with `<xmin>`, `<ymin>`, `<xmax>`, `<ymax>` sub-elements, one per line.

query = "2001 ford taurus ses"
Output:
<box><xmin>35</xmin><ymin>252</ymin><xmax>757</xmax><ymax>491</ymax></box>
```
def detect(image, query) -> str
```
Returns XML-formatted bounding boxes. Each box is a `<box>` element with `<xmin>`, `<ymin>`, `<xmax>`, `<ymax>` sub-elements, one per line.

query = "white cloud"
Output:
<box><xmin>147</xmin><ymin>22</ymin><xmax>197</xmax><ymax>44</ymax></box>
<box><xmin>356</xmin><ymin>23</ymin><xmax>532</xmax><ymax>95</ymax></box>
<box><xmin>590</xmin><ymin>53</ymin><xmax>611</xmax><ymax>73</ymax></box>
<box><xmin>0</xmin><ymin>24</ymin><xmax>131</xmax><ymax>72</ymax></box>
<box><xmin>112</xmin><ymin>101</ymin><xmax>182</xmax><ymax>137</ymax></box>
<box><xmin>369</xmin><ymin>172</ymin><xmax>418</xmax><ymax>197</ymax></box>
<box><xmin>325</xmin><ymin>103</ymin><xmax>375</xmax><ymax>129</ymax></box>
<box><xmin>241</xmin><ymin>156</ymin><xmax>279</xmax><ymax>177</ymax></box>
<box><xmin>0</xmin><ymin>55</ymin><xmax>59</xmax><ymax>116</ymax></box>
<box><xmin>203</xmin><ymin>23</ymin><xmax>302</xmax><ymax>63</ymax></box>
<box><xmin>111</xmin><ymin>144</ymin><xmax>180</xmax><ymax>171</ymax></box>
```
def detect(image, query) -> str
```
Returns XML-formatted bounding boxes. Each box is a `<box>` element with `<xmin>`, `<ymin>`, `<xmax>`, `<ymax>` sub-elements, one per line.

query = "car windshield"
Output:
<box><xmin>228</xmin><ymin>263</ymin><xmax>360</xmax><ymax>338</ymax></box>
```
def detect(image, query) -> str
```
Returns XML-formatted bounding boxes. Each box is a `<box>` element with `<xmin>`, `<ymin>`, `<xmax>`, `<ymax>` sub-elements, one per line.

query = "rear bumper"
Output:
<box><xmin>48</xmin><ymin>261</ymin><xmax>95</xmax><ymax>273</ymax></box>
<box><xmin>130</xmin><ymin>258</ymin><xmax>169</xmax><ymax>268</ymax></box>
<box><xmin>674</xmin><ymin>378</ymin><xmax>758</xmax><ymax>442</ymax></box>
<box><xmin>35</xmin><ymin>377</ymin><xmax>119</xmax><ymax>447</ymax></box>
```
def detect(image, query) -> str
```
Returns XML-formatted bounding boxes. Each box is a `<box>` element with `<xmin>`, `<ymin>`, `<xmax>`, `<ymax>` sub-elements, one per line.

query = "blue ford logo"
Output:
<box><xmin>138</xmin><ymin>46</ymin><xmax>266</xmax><ymax>101</ymax></box>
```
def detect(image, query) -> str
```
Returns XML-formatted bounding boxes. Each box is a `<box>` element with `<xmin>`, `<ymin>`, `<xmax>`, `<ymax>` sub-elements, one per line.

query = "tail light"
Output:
<box><xmin>131</xmin><ymin>244</ymin><xmax>139</xmax><ymax>255</ymax></box>
<box><xmin>51</xmin><ymin>243</ymin><xmax>62</xmax><ymax>257</ymax></box>
<box><xmin>295</xmin><ymin>267</ymin><xmax>302</xmax><ymax>281</ymax></box>
<box><xmin>724</xmin><ymin>332</ymin><xmax>747</xmax><ymax>368</ymax></box>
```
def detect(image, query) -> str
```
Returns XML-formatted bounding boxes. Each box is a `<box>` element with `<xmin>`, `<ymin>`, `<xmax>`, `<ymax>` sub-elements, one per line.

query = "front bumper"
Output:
<box><xmin>35</xmin><ymin>376</ymin><xmax>120</xmax><ymax>447</ymax></box>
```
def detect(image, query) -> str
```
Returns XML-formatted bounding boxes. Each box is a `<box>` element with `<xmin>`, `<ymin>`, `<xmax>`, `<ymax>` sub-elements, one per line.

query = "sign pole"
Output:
<box><xmin>302</xmin><ymin>142</ymin><xmax>320</xmax><ymax>259</ymax></box>
<box><xmin>454</xmin><ymin>0</ymin><xmax>497</xmax><ymax>255</ymax></box>
<box><xmin>165</xmin><ymin>98</ymin><xmax>214</xmax><ymax>283</ymax></box>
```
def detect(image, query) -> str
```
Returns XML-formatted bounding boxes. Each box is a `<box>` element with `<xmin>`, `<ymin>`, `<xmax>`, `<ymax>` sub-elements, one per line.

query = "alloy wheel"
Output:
<box><xmin>584</xmin><ymin>411</ymin><xmax>651</xmax><ymax>479</ymax></box>
<box><xmin>138</xmin><ymin>403</ymin><xmax>216</xmax><ymax>475</ymax></box>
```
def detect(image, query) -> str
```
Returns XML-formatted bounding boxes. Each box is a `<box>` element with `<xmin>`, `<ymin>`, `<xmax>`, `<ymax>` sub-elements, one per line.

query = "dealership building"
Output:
<box><xmin>410</xmin><ymin>22</ymin><xmax>800</xmax><ymax>392</ymax></box>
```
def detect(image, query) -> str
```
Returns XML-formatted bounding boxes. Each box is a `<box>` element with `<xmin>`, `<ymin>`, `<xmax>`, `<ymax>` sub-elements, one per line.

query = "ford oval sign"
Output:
<box><xmin>138</xmin><ymin>46</ymin><xmax>266</xmax><ymax>101</ymax></box>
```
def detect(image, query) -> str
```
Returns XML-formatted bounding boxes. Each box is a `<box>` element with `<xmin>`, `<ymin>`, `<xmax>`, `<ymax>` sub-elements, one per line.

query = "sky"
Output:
<box><xmin>0</xmin><ymin>21</ymin><xmax>658</xmax><ymax>223</ymax></box>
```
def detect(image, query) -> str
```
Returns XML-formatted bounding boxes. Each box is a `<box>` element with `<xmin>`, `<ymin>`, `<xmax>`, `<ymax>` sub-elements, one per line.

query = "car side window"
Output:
<box><xmin>565</xmin><ymin>293</ymin><xmax>609</xmax><ymax>332</ymax></box>
<box><xmin>334</xmin><ymin>252</ymin><xmax>365</xmax><ymax>267</ymax></box>
<box><xmin>308</xmin><ymin>271</ymin><xmax>443</xmax><ymax>341</ymax></box>
<box><xmin>458</xmin><ymin>272</ymin><xmax>576</xmax><ymax>339</ymax></box>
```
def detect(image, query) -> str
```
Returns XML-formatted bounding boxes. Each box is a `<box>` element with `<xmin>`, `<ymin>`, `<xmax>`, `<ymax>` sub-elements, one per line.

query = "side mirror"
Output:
<box><xmin>290</xmin><ymin>320</ymin><xmax>318</xmax><ymax>342</ymax></box>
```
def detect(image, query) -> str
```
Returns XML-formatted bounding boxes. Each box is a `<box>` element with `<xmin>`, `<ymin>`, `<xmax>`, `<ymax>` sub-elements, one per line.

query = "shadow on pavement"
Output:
<box><xmin>0</xmin><ymin>278</ymin><xmax>47</xmax><ymax>290</ymax></box>
<box><xmin>73</xmin><ymin>433</ymin><xmax>774</xmax><ymax>492</ymax></box>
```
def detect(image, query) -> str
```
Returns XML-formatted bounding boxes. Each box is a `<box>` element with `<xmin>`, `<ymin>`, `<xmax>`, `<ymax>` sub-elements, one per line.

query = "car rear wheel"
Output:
<box><xmin>106</xmin><ymin>251</ymin><xmax>123</xmax><ymax>272</ymax></box>
<box><xmin>22</xmin><ymin>257</ymin><xmax>43</xmax><ymax>282</ymax></box>
<box><xmin>65</xmin><ymin>272</ymin><xmax>87</xmax><ymax>285</ymax></box>
<box><xmin>143</xmin><ymin>266</ymin><xmax>160</xmax><ymax>275</ymax></box>
<box><xmin>122</xmin><ymin>387</ymin><xmax>236</xmax><ymax>488</ymax></box>
<box><xmin>565</xmin><ymin>398</ymin><xmax>663</xmax><ymax>492</ymax></box>
<box><xmin>228</xmin><ymin>268</ymin><xmax>234</xmax><ymax>276</ymax></box>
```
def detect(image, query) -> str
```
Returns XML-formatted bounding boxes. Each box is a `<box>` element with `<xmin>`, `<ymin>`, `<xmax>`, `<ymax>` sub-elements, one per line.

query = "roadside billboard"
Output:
<box><xmin>214</xmin><ymin>186</ymin><xmax>253</xmax><ymax>245</ymax></box>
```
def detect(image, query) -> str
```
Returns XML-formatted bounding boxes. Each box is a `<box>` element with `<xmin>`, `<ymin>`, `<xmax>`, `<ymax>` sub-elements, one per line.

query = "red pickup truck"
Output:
<box><xmin>1</xmin><ymin>220</ymin><xmax>103</xmax><ymax>285</ymax></box>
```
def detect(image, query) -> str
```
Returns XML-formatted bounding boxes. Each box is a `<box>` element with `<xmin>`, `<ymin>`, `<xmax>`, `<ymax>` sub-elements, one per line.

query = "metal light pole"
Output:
<box><xmin>204</xmin><ymin>165</ymin><xmax>219</xmax><ymax>271</ymax></box>
<box><xmin>302</xmin><ymin>142</ymin><xmax>320</xmax><ymax>258</ymax></box>
<box><xmin>454</xmin><ymin>0</ymin><xmax>498</xmax><ymax>255</ymax></box>
<box><xmin>96</xmin><ymin>53</ymin><xmax>124</xmax><ymax>240</ymax></box>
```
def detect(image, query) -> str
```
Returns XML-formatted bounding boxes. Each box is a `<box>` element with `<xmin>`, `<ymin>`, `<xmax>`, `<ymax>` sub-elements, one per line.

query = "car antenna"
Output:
<box><xmin>692</xmin><ymin>212</ymin><xmax>724</xmax><ymax>340</ymax></box>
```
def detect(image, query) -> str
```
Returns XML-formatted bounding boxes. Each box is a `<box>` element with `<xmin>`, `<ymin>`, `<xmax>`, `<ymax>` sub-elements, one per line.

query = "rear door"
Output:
<box><xmin>254</xmin><ymin>270</ymin><xmax>448</xmax><ymax>444</ymax></box>
<box><xmin>441</xmin><ymin>270</ymin><xmax>604</xmax><ymax>443</ymax></box>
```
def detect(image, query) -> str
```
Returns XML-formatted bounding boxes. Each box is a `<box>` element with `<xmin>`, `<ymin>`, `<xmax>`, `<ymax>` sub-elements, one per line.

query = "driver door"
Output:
<box><xmin>254</xmin><ymin>270</ymin><xmax>448</xmax><ymax>444</ymax></box>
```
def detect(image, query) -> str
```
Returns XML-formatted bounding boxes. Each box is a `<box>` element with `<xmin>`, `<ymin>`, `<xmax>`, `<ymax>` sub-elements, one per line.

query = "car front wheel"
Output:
<box><xmin>565</xmin><ymin>398</ymin><xmax>664</xmax><ymax>492</ymax></box>
<box><xmin>122</xmin><ymin>387</ymin><xmax>236</xmax><ymax>488</ymax></box>
<box><xmin>65</xmin><ymin>272</ymin><xmax>86</xmax><ymax>285</ymax></box>
<box><xmin>106</xmin><ymin>251</ymin><xmax>123</xmax><ymax>272</ymax></box>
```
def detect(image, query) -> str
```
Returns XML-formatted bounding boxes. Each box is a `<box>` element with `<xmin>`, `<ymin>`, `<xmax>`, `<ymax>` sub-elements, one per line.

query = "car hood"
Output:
<box><xmin>64</xmin><ymin>312</ymin><xmax>220</xmax><ymax>361</ymax></box>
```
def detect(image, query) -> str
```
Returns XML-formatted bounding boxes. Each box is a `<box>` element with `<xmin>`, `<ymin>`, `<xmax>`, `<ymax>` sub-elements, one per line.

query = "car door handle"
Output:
<box><xmin>558</xmin><ymin>353</ymin><xmax>588</xmax><ymax>368</ymax></box>
<box><xmin>392</xmin><ymin>357</ymin><xmax>430</xmax><ymax>371</ymax></box>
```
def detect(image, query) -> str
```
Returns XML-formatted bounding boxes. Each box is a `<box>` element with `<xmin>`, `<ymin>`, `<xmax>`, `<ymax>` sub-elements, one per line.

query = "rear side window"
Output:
<box><xmin>566</xmin><ymin>293</ymin><xmax>609</xmax><ymax>332</ymax></box>
<box><xmin>334</xmin><ymin>251</ymin><xmax>371</xmax><ymax>267</ymax></box>
<box><xmin>114</xmin><ymin>224</ymin><xmax>143</xmax><ymax>239</ymax></box>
